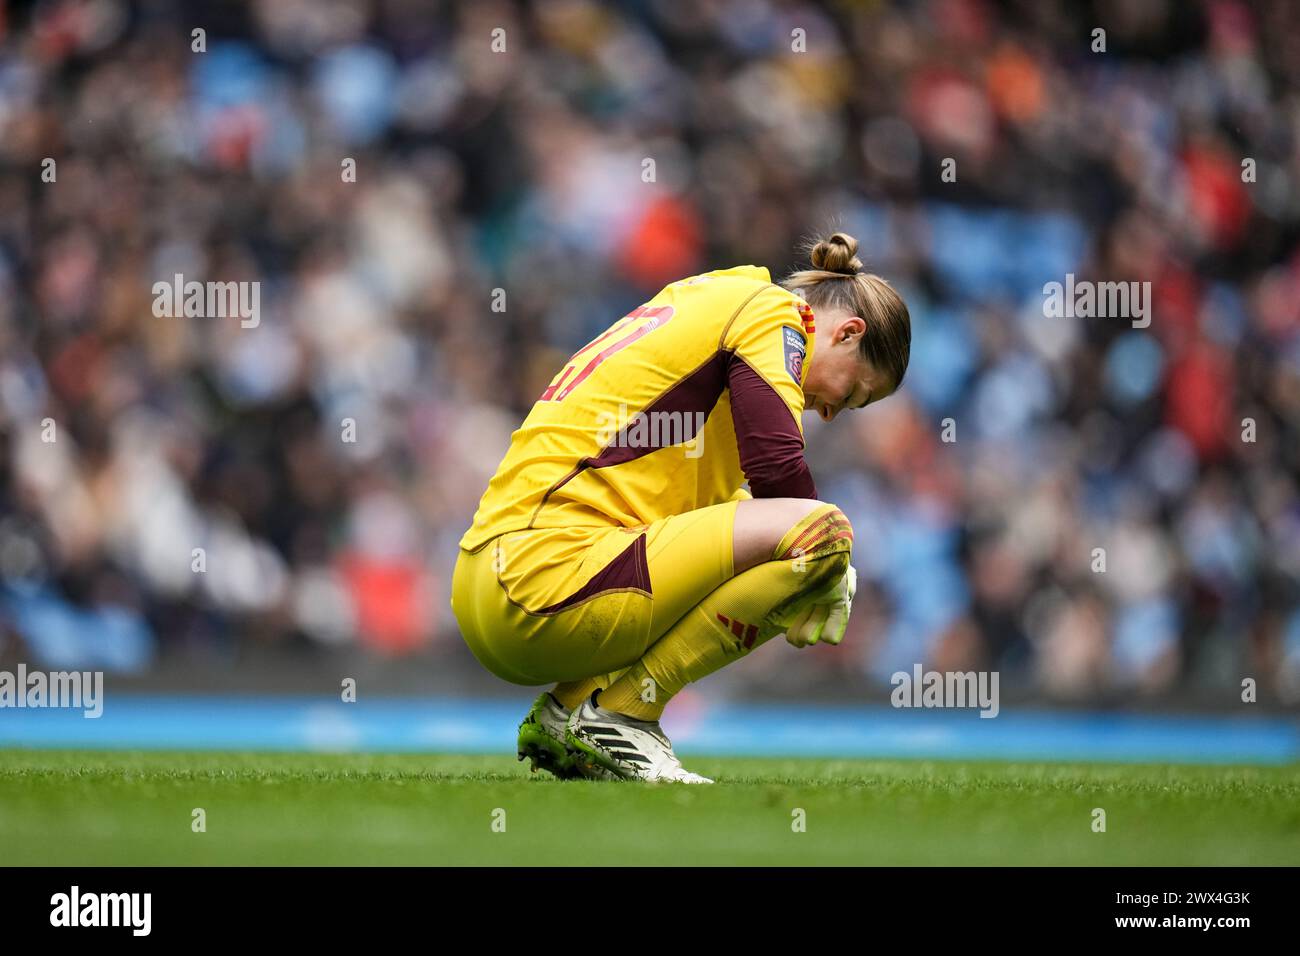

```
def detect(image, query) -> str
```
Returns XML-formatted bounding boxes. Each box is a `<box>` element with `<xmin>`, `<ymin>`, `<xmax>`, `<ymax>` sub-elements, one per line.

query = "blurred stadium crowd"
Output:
<box><xmin>1</xmin><ymin>0</ymin><xmax>1298</xmax><ymax>705</ymax></box>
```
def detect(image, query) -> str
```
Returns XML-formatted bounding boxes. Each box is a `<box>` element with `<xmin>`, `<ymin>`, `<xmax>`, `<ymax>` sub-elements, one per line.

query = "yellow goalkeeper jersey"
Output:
<box><xmin>458</xmin><ymin>265</ymin><xmax>818</xmax><ymax>552</ymax></box>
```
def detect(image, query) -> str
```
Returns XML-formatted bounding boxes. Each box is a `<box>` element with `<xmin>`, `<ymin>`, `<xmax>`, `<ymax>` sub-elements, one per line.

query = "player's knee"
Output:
<box><xmin>733</xmin><ymin>497</ymin><xmax>853</xmax><ymax>575</ymax></box>
<box><xmin>774</xmin><ymin>501</ymin><xmax>854</xmax><ymax>564</ymax></box>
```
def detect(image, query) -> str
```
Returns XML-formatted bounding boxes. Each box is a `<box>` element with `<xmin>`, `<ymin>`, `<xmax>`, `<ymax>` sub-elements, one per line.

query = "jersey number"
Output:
<box><xmin>537</xmin><ymin>305</ymin><xmax>676</xmax><ymax>402</ymax></box>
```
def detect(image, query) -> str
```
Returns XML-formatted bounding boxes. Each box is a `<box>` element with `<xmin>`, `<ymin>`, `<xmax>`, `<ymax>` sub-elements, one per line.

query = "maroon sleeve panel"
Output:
<box><xmin>727</xmin><ymin>355</ymin><xmax>818</xmax><ymax>500</ymax></box>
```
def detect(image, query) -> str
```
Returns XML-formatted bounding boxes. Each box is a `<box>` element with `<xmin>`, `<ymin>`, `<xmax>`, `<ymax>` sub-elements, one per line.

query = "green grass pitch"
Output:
<box><xmin>2</xmin><ymin>750</ymin><xmax>1297</xmax><ymax>865</ymax></box>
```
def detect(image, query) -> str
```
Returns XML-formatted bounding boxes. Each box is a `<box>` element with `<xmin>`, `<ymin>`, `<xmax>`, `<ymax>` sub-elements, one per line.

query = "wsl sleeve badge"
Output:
<box><xmin>783</xmin><ymin>326</ymin><xmax>807</xmax><ymax>383</ymax></box>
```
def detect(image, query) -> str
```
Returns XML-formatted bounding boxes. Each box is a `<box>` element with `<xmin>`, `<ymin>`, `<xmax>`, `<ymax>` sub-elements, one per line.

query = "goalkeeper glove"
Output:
<box><xmin>784</xmin><ymin>564</ymin><xmax>856</xmax><ymax>648</ymax></box>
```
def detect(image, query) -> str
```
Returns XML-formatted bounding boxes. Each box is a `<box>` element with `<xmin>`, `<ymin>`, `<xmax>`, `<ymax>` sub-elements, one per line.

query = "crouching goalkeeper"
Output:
<box><xmin>451</xmin><ymin>232</ymin><xmax>910</xmax><ymax>783</ymax></box>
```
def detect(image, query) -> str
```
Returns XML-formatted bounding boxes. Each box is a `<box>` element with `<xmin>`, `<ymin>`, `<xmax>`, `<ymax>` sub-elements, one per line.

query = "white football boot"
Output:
<box><xmin>565</xmin><ymin>692</ymin><xmax>714</xmax><ymax>784</ymax></box>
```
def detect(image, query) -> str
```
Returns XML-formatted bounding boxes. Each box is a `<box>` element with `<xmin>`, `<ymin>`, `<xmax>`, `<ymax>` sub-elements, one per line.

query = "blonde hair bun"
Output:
<box><xmin>809</xmin><ymin>232</ymin><xmax>863</xmax><ymax>275</ymax></box>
